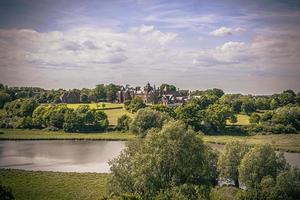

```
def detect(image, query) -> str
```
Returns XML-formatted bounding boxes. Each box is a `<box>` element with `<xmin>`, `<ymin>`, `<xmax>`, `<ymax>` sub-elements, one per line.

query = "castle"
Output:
<box><xmin>118</xmin><ymin>83</ymin><xmax>189</xmax><ymax>107</ymax></box>
<box><xmin>118</xmin><ymin>83</ymin><xmax>159</xmax><ymax>104</ymax></box>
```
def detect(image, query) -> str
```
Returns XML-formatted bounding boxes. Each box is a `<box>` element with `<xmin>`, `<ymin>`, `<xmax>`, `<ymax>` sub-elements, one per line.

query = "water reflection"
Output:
<box><xmin>0</xmin><ymin>141</ymin><xmax>125</xmax><ymax>173</ymax></box>
<box><xmin>0</xmin><ymin>141</ymin><xmax>299</xmax><ymax>173</ymax></box>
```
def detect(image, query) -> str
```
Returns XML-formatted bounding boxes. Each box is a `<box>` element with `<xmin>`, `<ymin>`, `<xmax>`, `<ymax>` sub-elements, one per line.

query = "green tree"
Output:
<box><xmin>0</xmin><ymin>184</ymin><xmax>15</xmax><ymax>200</ymax></box>
<box><xmin>106</xmin><ymin>83</ymin><xmax>120</xmax><ymax>102</ymax></box>
<box><xmin>80</xmin><ymin>93</ymin><xmax>89</xmax><ymax>103</ymax></box>
<box><xmin>93</xmin><ymin>84</ymin><xmax>107</xmax><ymax>101</ymax></box>
<box><xmin>241</xmin><ymin>100</ymin><xmax>256</xmax><ymax>114</ymax></box>
<box><xmin>4</xmin><ymin>98</ymin><xmax>39</xmax><ymax>117</ymax></box>
<box><xmin>130</xmin><ymin>108</ymin><xmax>170</xmax><ymax>137</ymax></box>
<box><xmin>249</xmin><ymin>113</ymin><xmax>260</xmax><ymax>124</ymax></box>
<box><xmin>228</xmin><ymin>115</ymin><xmax>237</xmax><ymax>123</ymax></box>
<box><xmin>116</xmin><ymin>114</ymin><xmax>132</xmax><ymax>131</ymax></box>
<box><xmin>0</xmin><ymin>92</ymin><xmax>11</xmax><ymax>108</ymax></box>
<box><xmin>109</xmin><ymin>121</ymin><xmax>213</xmax><ymax>199</ymax></box>
<box><xmin>151</xmin><ymin>104</ymin><xmax>176</xmax><ymax>118</ymax></box>
<box><xmin>239</xmin><ymin>144</ymin><xmax>289</xmax><ymax>189</ymax></box>
<box><xmin>217</xmin><ymin>142</ymin><xmax>249</xmax><ymax>187</ymax></box>
<box><xmin>175</xmin><ymin>102</ymin><xmax>203</xmax><ymax>131</ymax></box>
<box><xmin>129</xmin><ymin>97</ymin><xmax>146</xmax><ymax>112</ymax></box>
<box><xmin>272</xmin><ymin>106</ymin><xmax>300</xmax><ymax>130</ymax></box>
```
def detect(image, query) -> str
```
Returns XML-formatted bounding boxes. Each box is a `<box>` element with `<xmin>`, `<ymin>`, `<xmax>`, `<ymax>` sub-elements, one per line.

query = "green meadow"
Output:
<box><xmin>0</xmin><ymin>169</ymin><xmax>110</xmax><ymax>200</ymax></box>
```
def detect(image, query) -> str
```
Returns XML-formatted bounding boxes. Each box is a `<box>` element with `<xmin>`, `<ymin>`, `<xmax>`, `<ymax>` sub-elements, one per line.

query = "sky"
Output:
<box><xmin>0</xmin><ymin>0</ymin><xmax>300</xmax><ymax>94</ymax></box>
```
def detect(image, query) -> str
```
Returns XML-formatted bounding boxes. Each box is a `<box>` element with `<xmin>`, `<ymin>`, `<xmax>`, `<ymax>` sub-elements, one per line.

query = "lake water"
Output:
<box><xmin>0</xmin><ymin>140</ymin><xmax>125</xmax><ymax>173</ymax></box>
<box><xmin>0</xmin><ymin>141</ymin><xmax>299</xmax><ymax>173</ymax></box>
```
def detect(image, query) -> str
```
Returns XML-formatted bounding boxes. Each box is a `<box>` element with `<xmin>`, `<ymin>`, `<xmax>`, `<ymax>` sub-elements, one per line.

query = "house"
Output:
<box><xmin>60</xmin><ymin>90</ymin><xmax>80</xmax><ymax>103</ymax></box>
<box><xmin>118</xmin><ymin>83</ymin><xmax>159</xmax><ymax>104</ymax></box>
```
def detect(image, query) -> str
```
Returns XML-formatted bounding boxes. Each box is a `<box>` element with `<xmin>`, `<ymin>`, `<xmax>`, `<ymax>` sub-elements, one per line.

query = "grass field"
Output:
<box><xmin>226</xmin><ymin>114</ymin><xmax>250</xmax><ymax>126</ymax></box>
<box><xmin>0</xmin><ymin>129</ymin><xmax>135</xmax><ymax>140</ymax></box>
<box><xmin>104</xmin><ymin>108</ymin><xmax>133</xmax><ymax>125</ymax></box>
<box><xmin>66</xmin><ymin>102</ymin><xmax>123</xmax><ymax>110</ymax></box>
<box><xmin>202</xmin><ymin>134</ymin><xmax>300</xmax><ymax>152</ymax></box>
<box><xmin>0</xmin><ymin>169</ymin><xmax>110</xmax><ymax>200</ymax></box>
<box><xmin>66</xmin><ymin>103</ymin><xmax>132</xmax><ymax>126</ymax></box>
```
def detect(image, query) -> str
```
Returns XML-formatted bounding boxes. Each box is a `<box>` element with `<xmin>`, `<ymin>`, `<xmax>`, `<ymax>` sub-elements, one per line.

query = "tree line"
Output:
<box><xmin>107</xmin><ymin>119</ymin><xmax>299</xmax><ymax>199</ymax></box>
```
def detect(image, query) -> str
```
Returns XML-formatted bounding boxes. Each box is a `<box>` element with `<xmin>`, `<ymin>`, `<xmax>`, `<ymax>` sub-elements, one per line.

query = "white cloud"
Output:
<box><xmin>130</xmin><ymin>24</ymin><xmax>178</xmax><ymax>45</ymax></box>
<box><xmin>209</xmin><ymin>26</ymin><xmax>246</xmax><ymax>37</ymax></box>
<box><xmin>193</xmin><ymin>29</ymin><xmax>300</xmax><ymax>69</ymax></box>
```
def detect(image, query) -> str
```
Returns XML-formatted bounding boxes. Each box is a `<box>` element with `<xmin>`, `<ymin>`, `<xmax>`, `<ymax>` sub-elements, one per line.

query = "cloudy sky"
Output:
<box><xmin>0</xmin><ymin>0</ymin><xmax>300</xmax><ymax>94</ymax></box>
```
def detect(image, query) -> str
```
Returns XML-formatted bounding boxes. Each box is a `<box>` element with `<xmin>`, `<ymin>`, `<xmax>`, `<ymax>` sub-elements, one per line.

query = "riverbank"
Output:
<box><xmin>1</xmin><ymin>129</ymin><xmax>300</xmax><ymax>152</ymax></box>
<box><xmin>202</xmin><ymin>134</ymin><xmax>300</xmax><ymax>153</ymax></box>
<box><xmin>0</xmin><ymin>169</ymin><xmax>110</xmax><ymax>200</ymax></box>
<box><xmin>0</xmin><ymin>129</ymin><xmax>135</xmax><ymax>141</ymax></box>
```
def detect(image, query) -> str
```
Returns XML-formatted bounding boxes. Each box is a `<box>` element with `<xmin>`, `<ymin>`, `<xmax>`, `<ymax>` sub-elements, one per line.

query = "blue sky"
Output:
<box><xmin>0</xmin><ymin>0</ymin><xmax>300</xmax><ymax>94</ymax></box>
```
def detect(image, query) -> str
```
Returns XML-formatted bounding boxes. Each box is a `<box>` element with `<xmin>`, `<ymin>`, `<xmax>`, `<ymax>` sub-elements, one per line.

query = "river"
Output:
<box><xmin>0</xmin><ymin>141</ymin><xmax>299</xmax><ymax>173</ymax></box>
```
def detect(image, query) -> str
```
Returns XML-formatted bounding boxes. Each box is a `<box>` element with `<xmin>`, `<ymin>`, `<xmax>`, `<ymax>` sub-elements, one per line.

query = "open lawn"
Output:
<box><xmin>227</xmin><ymin>114</ymin><xmax>250</xmax><ymax>126</ymax></box>
<box><xmin>66</xmin><ymin>102</ymin><xmax>123</xmax><ymax>110</ymax></box>
<box><xmin>202</xmin><ymin>134</ymin><xmax>300</xmax><ymax>152</ymax></box>
<box><xmin>66</xmin><ymin>103</ymin><xmax>133</xmax><ymax>126</ymax></box>
<box><xmin>0</xmin><ymin>169</ymin><xmax>110</xmax><ymax>200</ymax></box>
<box><xmin>0</xmin><ymin>129</ymin><xmax>135</xmax><ymax>140</ymax></box>
<box><xmin>104</xmin><ymin>108</ymin><xmax>133</xmax><ymax>125</ymax></box>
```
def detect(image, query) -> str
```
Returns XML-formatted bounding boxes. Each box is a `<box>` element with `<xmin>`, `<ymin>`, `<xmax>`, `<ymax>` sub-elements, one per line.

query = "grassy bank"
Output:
<box><xmin>0</xmin><ymin>169</ymin><xmax>110</xmax><ymax>200</ymax></box>
<box><xmin>202</xmin><ymin>134</ymin><xmax>300</xmax><ymax>152</ymax></box>
<box><xmin>0</xmin><ymin>129</ymin><xmax>299</xmax><ymax>152</ymax></box>
<box><xmin>0</xmin><ymin>129</ymin><xmax>135</xmax><ymax>140</ymax></box>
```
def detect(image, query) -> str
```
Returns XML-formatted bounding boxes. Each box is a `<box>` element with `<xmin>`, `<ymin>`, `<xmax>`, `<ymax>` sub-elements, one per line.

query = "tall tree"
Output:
<box><xmin>217</xmin><ymin>141</ymin><xmax>249</xmax><ymax>187</ymax></box>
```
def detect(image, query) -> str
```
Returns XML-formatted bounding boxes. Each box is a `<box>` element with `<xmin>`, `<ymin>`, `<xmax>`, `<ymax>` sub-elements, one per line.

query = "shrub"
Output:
<box><xmin>249</xmin><ymin>113</ymin><xmax>260</xmax><ymax>124</ymax></box>
<box><xmin>116</xmin><ymin>114</ymin><xmax>132</xmax><ymax>131</ymax></box>
<box><xmin>0</xmin><ymin>184</ymin><xmax>15</xmax><ymax>200</ymax></box>
<box><xmin>130</xmin><ymin>108</ymin><xmax>170</xmax><ymax>137</ymax></box>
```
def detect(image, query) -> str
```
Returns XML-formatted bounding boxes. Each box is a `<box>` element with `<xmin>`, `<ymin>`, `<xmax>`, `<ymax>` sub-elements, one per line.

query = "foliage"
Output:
<box><xmin>154</xmin><ymin>184</ymin><xmax>211</xmax><ymax>200</ymax></box>
<box><xmin>228</xmin><ymin>115</ymin><xmax>237</xmax><ymax>123</ymax></box>
<box><xmin>130</xmin><ymin>108</ymin><xmax>170</xmax><ymax>137</ymax></box>
<box><xmin>217</xmin><ymin>142</ymin><xmax>250</xmax><ymax>187</ymax></box>
<box><xmin>124</xmin><ymin>97</ymin><xmax>146</xmax><ymax>113</ymax></box>
<box><xmin>241</xmin><ymin>100</ymin><xmax>256</xmax><ymax>114</ymax></box>
<box><xmin>239</xmin><ymin>144</ymin><xmax>289</xmax><ymax>189</ymax></box>
<box><xmin>210</xmin><ymin>186</ymin><xmax>241</xmax><ymax>200</ymax></box>
<box><xmin>63</xmin><ymin>105</ymin><xmax>108</xmax><ymax>132</ymax></box>
<box><xmin>0</xmin><ymin>92</ymin><xmax>11</xmax><ymax>109</ymax></box>
<box><xmin>109</xmin><ymin>121</ymin><xmax>215</xmax><ymax>199</ymax></box>
<box><xmin>32</xmin><ymin>104</ymin><xmax>71</xmax><ymax>129</ymax></box>
<box><xmin>239</xmin><ymin>168</ymin><xmax>300</xmax><ymax>200</ymax></box>
<box><xmin>175</xmin><ymin>101</ymin><xmax>234</xmax><ymax>133</ymax></box>
<box><xmin>0</xmin><ymin>184</ymin><xmax>15</xmax><ymax>200</ymax></box>
<box><xmin>116</xmin><ymin>114</ymin><xmax>132</xmax><ymax>131</ymax></box>
<box><xmin>272</xmin><ymin>106</ymin><xmax>300</xmax><ymax>130</ymax></box>
<box><xmin>151</xmin><ymin>104</ymin><xmax>176</xmax><ymax>118</ymax></box>
<box><xmin>249</xmin><ymin>113</ymin><xmax>260</xmax><ymax>124</ymax></box>
<box><xmin>4</xmin><ymin>98</ymin><xmax>39</xmax><ymax>118</ymax></box>
<box><xmin>80</xmin><ymin>93</ymin><xmax>89</xmax><ymax>103</ymax></box>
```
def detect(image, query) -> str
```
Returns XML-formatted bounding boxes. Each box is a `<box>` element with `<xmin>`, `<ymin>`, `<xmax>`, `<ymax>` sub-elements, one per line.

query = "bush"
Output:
<box><xmin>124</xmin><ymin>97</ymin><xmax>146</xmax><ymax>113</ymax></box>
<box><xmin>116</xmin><ymin>114</ymin><xmax>132</xmax><ymax>131</ymax></box>
<box><xmin>0</xmin><ymin>184</ymin><xmax>15</xmax><ymax>200</ymax></box>
<box><xmin>249</xmin><ymin>113</ymin><xmax>260</xmax><ymax>124</ymax></box>
<box><xmin>130</xmin><ymin>108</ymin><xmax>170</xmax><ymax>137</ymax></box>
<box><xmin>210</xmin><ymin>186</ymin><xmax>241</xmax><ymax>200</ymax></box>
<box><xmin>63</xmin><ymin>106</ymin><xmax>108</xmax><ymax>132</ymax></box>
<box><xmin>248</xmin><ymin>124</ymin><xmax>297</xmax><ymax>134</ymax></box>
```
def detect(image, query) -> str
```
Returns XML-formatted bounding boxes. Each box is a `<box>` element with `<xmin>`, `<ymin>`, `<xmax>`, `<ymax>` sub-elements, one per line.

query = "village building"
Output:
<box><xmin>118</xmin><ymin>83</ymin><xmax>159</xmax><ymax>104</ymax></box>
<box><xmin>118</xmin><ymin>83</ymin><xmax>187</xmax><ymax>107</ymax></box>
<box><xmin>60</xmin><ymin>90</ymin><xmax>81</xmax><ymax>103</ymax></box>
